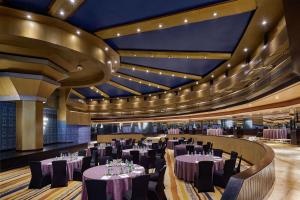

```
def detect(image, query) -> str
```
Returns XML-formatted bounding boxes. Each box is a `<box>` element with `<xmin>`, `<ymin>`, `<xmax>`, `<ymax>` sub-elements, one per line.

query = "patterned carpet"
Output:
<box><xmin>0</xmin><ymin>150</ymin><xmax>250</xmax><ymax>200</ymax></box>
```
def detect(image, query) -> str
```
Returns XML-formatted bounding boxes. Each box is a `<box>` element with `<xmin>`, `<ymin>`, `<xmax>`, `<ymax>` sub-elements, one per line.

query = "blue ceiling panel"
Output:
<box><xmin>111</xmin><ymin>76</ymin><xmax>162</xmax><ymax>94</ymax></box>
<box><xmin>117</xmin><ymin>68</ymin><xmax>192</xmax><ymax>88</ymax></box>
<box><xmin>121</xmin><ymin>58</ymin><xmax>224</xmax><ymax>76</ymax></box>
<box><xmin>68</xmin><ymin>0</ymin><xmax>226</xmax><ymax>31</ymax></box>
<box><xmin>3</xmin><ymin>0</ymin><xmax>52</xmax><ymax>14</ymax></box>
<box><xmin>106</xmin><ymin>12</ymin><xmax>252</xmax><ymax>52</ymax></box>
<box><xmin>74</xmin><ymin>88</ymin><xmax>103</xmax><ymax>99</ymax></box>
<box><xmin>97</xmin><ymin>83</ymin><xmax>132</xmax><ymax>97</ymax></box>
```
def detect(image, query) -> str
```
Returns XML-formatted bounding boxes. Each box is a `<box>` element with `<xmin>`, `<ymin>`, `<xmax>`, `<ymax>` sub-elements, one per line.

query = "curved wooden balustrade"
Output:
<box><xmin>97</xmin><ymin>134</ymin><xmax>275</xmax><ymax>200</ymax></box>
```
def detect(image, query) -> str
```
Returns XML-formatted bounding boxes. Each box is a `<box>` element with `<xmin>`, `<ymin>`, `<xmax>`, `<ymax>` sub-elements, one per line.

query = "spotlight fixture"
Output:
<box><xmin>158</xmin><ymin>24</ymin><xmax>163</xmax><ymax>28</ymax></box>
<box><xmin>69</xmin><ymin>0</ymin><xmax>75</xmax><ymax>4</ymax></box>
<box><xmin>213</xmin><ymin>12</ymin><xmax>218</xmax><ymax>17</ymax></box>
<box><xmin>117</xmin><ymin>33</ymin><xmax>120</xmax><ymax>37</ymax></box>
<box><xmin>184</xmin><ymin>18</ymin><xmax>188</xmax><ymax>23</ymax></box>
<box><xmin>132</xmin><ymin>67</ymin><xmax>135</xmax><ymax>71</ymax></box>
<box><xmin>262</xmin><ymin>20</ymin><xmax>267</xmax><ymax>26</ymax></box>
<box><xmin>76</xmin><ymin>65</ymin><xmax>83</xmax><ymax>71</ymax></box>
<box><xmin>172</xmin><ymin>74</ymin><xmax>175</xmax><ymax>77</ymax></box>
<box><xmin>227</xmin><ymin>63</ymin><xmax>231</xmax><ymax>68</ymax></box>
<box><xmin>111</xmin><ymin>69</ymin><xmax>115</xmax><ymax>72</ymax></box>
<box><xmin>146</xmin><ymin>70</ymin><xmax>149</xmax><ymax>73</ymax></box>
<box><xmin>243</xmin><ymin>48</ymin><xmax>248</xmax><ymax>53</ymax></box>
<box><xmin>114</xmin><ymin>60</ymin><xmax>118</xmax><ymax>64</ymax></box>
<box><xmin>211</xmin><ymin>74</ymin><xmax>214</xmax><ymax>78</ymax></box>
<box><xmin>137</xmin><ymin>28</ymin><xmax>141</xmax><ymax>32</ymax></box>
<box><xmin>184</xmin><ymin>76</ymin><xmax>187</xmax><ymax>79</ymax></box>
<box><xmin>159</xmin><ymin>72</ymin><xmax>162</xmax><ymax>75</ymax></box>
<box><xmin>104</xmin><ymin>47</ymin><xmax>109</xmax><ymax>51</ymax></box>
<box><xmin>59</xmin><ymin>10</ymin><xmax>65</xmax><ymax>16</ymax></box>
<box><xmin>26</xmin><ymin>14</ymin><xmax>32</xmax><ymax>19</ymax></box>
<box><xmin>118</xmin><ymin>75</ymin><xmax>121</xmax><ymax>78</ymax></box>
<box><xmin>179</xmin><ymin>87</ymin><xmax>181</xmax><ymax>90</ymax></box>
<box><xmin>107</xmin><ymin>60</ymin><xmax>112</xmax><ymax>64</ymax></box>
<box><xmin>196</xmin><ymin>81</ymin><xmax>199</xmax><ymax>85</ymax></box>
<box><xmin>76</xmin><ymin>30</ymin><xmax>80</xmax><ymax>35</ymax></box>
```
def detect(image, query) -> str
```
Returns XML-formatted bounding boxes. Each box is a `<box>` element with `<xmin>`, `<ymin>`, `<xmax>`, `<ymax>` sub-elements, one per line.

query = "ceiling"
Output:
<box><xmin>2</xmin><ymin>0</ymin><xmax>254</xmax><ymax>98</ymax></box>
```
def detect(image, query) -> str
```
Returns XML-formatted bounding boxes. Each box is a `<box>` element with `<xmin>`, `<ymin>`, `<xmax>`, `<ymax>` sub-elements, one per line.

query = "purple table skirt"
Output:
<box><xmin>263</xmin><ymin>129</ymin><xmax>288</xmax><ymax>139</ymax></box>
<box><xmin>41</xmin><ymin>156</ymin><xmax>83</xmax><ymax>180</ymax></box>
<box><xmin>86</xmin><ymin>148</ymin><xmax>106</xmax><ymax>157</ymax></box>
<box><xmin>175</xmin><ymin>155</ymin><xmax>224</xmax><ymax>182</ymax></box>
<box><xmin>167</xmin><ymin>140</ymin><xmax>178</xmax><ymax>149</ymax></box>
<box><xmin>82</xmin><ymin>165</ymin><xmax>145</xmax><ymax>200</ymax></box>
<box><xmin>174</xmin><ymin>144</ymin><xmax>203</xmax><ymax>157</ymax></box>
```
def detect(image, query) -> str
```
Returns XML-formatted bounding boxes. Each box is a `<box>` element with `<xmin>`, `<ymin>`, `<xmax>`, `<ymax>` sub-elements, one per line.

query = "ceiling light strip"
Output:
<box><xmin>113</xmin><ymin>72</ymin><xmax>170</xmax><ymax>90</ymax></box>
<box><xmin>118</xmin><ymin>50</ymin><xmax>231</xmax><ymax>60</ymax></box>
<box><xmin>120</xmin><ymin>63</ymin><xmax>202</xmax><ymax>80</ymax></box>
<box><xmin>89</xmin><ymin>86</ymin><xmax>110</xmax><ymax>98</ymax></box>
<box><xmin>95</xmin><ymin>0</ymin><xmax>256</xmax><ymax>39</ymax></box>
<box><xmin>107</xmin><ymin>81</ymin><xmax>142</xmax><ymax>95</ymax></box>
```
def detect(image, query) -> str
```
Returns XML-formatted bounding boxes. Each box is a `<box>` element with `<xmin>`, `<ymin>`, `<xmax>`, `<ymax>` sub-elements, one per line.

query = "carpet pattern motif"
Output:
<box><xmin>0</xmin><ymin>150</ymin><xmax>250</xmax><ymax>200</ymax></box>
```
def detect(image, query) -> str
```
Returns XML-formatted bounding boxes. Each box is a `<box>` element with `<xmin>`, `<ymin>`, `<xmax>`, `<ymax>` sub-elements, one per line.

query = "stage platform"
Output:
<box><xmin>0</xmin><ymin>142</ymin><xmax>88</xmax><ymax>172</ymax></box>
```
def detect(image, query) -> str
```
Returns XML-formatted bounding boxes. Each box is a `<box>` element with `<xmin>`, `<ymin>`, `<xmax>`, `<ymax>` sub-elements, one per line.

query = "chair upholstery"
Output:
<box><xmin>99</xmin><ymin>156</ymin><xmax>113</xmax><ymax>165</ymax></box>
<box><xmin>28</xmin><ymin>161</ymin><xmax>51</xmax><ymax>189</ymax></box>
<box><xmin>124</xmin><ymin>174</ymin><xmax>150</xmax><ymax>200</ymax></box>
<box><xmin>86</xmin><ymin>179</ymin><xmax>111</xmax><ymax>200</ymax></box>
<box><xmin>186</xmin><ymin>145</ymin><xmax>195</xmax><ymax>154</ymax></box>
<box><xmin>230</xmin><ymin>151</ymin><xmax>239</xmax><ymax>161</ymax></box>
<box><xmin>197</xmin><ymin>141</ymin><xmax>203</xmax><ymax>146</ymax></box>
<box><xmin>105</xmin><ymin>146</ymin><xmax>113</xmax><ymax>157</ymax></box>
<box><xmin>203</xmin><ymin>144</ymin><xmax>210</xmax><ymax>155</ymax></box>
<box><xmin>148</xmin><ymin>166</ymin><xmax>167</xmax><ymax>200</ymax></box>
<box><xmin>213</xmin><ymin>159</ymin><xmax>236</xmax><ymax>188</ymax></box>
<box><xmin>78</xmin><ymin>149</ymin><xmax>87</xmax><ymax>156</ymax></box>
<box><xmin>51</xmin><ymin>160</ymin><xmax>68</xmax><ymax>188</ymax></box>
<box><xmin>194</xmin><ymin>161</ymin><xmax>214</xmax><ymax>192</ymax></box>
<box><xmin>130</xmin><ymin>150</ymin><xmax>140</xmax><ymax>164</ymax></box>
<box><xmin>150</xmin><ymin>159</ymin><xmax>166</xmax><ymax>181</ymax></box>
<box><xmin>90</xmin><ymin>147</ymin><xmax>98</xmax><ymax>166</ymax></box>
<box><xmin>213</xmin><ymin>149</ymin><xmax>223</xmax><ymax>158</ymax></box>
<box><xmin>148</xmin><ymin>149</ymin><xmax>156</xmax><ymax>169</ymax></box>
<box><xmin>73</xmin><ymin>156</ymin><xmax>91</xmax><ymax>181</ymax></box>
<box><xmin>121</xmin><ymin>154</ymin><xmax>133</xmax><ymax>162</ymax></box>
<box><xmin>140</xmin><ymin>155</ymin><xmax>149</xmax><ymax>174</ymax></box>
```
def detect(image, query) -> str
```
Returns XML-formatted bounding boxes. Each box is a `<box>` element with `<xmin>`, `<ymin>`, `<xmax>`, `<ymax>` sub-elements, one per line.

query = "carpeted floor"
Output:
<box><xmin>0</xmin><ymin>150</ymin><xmax>250</xmax><ymax>200</ymax></box>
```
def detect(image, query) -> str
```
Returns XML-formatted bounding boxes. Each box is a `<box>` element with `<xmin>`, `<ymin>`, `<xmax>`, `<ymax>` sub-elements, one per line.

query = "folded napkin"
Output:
<box><xmin>101</xmin><ymin>175</ymin><xmax>111</xmax><ymax>180</ymax></box>
<box><xmin>134</xmin><ymin>166</ymin><xmax>144</xmax><ymax>170</ymax></box>
<box><xmin>119</xmin><ymin>174</ymin><xmax>129</xmax><ymax>178</ymax></box>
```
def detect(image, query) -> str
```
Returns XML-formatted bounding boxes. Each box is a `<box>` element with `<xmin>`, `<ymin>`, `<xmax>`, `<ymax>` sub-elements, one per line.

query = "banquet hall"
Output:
<box><xmin>0</xmin><ymin>0</ymin><xmax>299</xmax><ymax>200</ymax></box>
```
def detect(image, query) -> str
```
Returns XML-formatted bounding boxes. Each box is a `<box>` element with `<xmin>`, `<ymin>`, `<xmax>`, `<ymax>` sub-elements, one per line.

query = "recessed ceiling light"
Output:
<box><xmin>211</xmin><ymin>74</ymin><xmax>214</xmax><ymax>78</ymax></box>
<box><xmin>107</xmin><ymin>60</ymin><xmax>112</xmax><ymax>64</ymax></box>
<box><xmin>117</xmin><ymin>33</ymin><xmax>120</xmax><ymax>37</ymax></box>
<box><xmin>69</xmin><ymin>0</ymin><xmax>75</xmax><ymax>4</ymax></box>
<box><xmin>159</xmin><ymin>72</ymin><xmax>162</xmax><ymax>75</ymax></box>
<box><xmin>104</xmin><ymin>47</ymin><xmax>109</xmax><ymax>51</ymax></box>
<box><xmin>179</xmin><ymin>87</ymin><xmax>181</xmax><ymax>90</ymax></box>
<box><xmin>184</xmin><ymin>76</ymin><xmax>187</xmax><ymax>79</ymax></box>
<box><xmin>184</xmin><ymin>18</ymin><xmax>188</xmax><ymax>23</ymax></box>
<box><xmin>133</xmin><ymin>54</ymin><xmax>136</xmax><ymax>57</ymax></box>
<box><xmin>196</xmin><ymin>81</ymin><xmax>199</xmax><ymax>85</ymax></box>
<box><xmin>227</xmin><ymin>63</ymin><xmax>231</xmax><ymax>68</ymax></box>
<box><xmin>118</xmin><ymin>75</ymin><xmax>121</xmax><ymax>78</ymax></box>
<box><xmin>132</xmin><ymin>67</ymin><xmax>135</xmax><ymax>71</ymax></box>
<box><xmin>172</xmin><ymin>74</ymin><xmax>175</xmax><ymax>77</ymax></box>
<box><xmin>164</xmin><ymin>91</ymin><xmax>167</xmax><ymax>94</ymax></box>
<box><xmin>139</xmin><ymin>81</ymin><xmax>142</xmax><ymax>84</ymax></box>
<box><xmin>243</xmin><ymin>48</ymin><xmax>248</xmax><ymax>52</ymax></box>
<box><xmin>213</xmin><ymin>12</ymin><xmax>218</xmax><ymax>17</ymax></box>
<box><xmin>77</xmin><ymin>65</ymin><xmax>83</xmax><ymax>71</ymax></box>
<box><xmin>129</xmin><ymin>78</ymin><xmax>132</xmax><ymax>81</ymax></box>
<box><xmin>158</xmin><ymin>24</ymin><xmax>163</xmax><ymax>28</ymax></box>
<box><xmin>146</xmin><ymin>70</ymin><xmax>149</xmax><ymax>73</ymax></box>
<box><xmin>149</xmin><ymin>94</ymin><xmax>152</xmax><ymax>96</ymax></box>
<box><xmin>59</xmin><ymin>10</ymin><xmax>65</xmax><ymax>16</ymax></box>
<box><xmin>262</xmin><ymin>45</ymin><xmax>267</xmax><ymax>49</ymax></box>
<box><xmin>76</xmin><ymin>30</ymin><xmax>80</xmax><ymax>35</ymax></box>
<box><xmin>137</xmin><ymin>28</ymin><xmax>141</xmax><ymax>32</ymax></box>
<box><xmin>114</xmin><ymin>60</ymin><xmax>118</xmax><ymax>64</ymax></box>
<box><xmin>149</xmin><ymin>84</ymin><xmax>151</xmax><ymax>86</ymax></box>
<box><xmin>262</xmin><ymin>20</ymin><xmax>267</xmax><ymax>26</ymax></box>
<box><xmin>26</xmin><ymin>14</ymin><xmax>32</xmax><ymax>19</ymax></box>
<box><xmin>111</xmin><ymin>69</ymin><xmax>115</xmax><ymax>72</ymax></box>
<box><xmin>157</xmin><ymin>86</ymin><xmax>160</xmax><ymax>88</ymax></box>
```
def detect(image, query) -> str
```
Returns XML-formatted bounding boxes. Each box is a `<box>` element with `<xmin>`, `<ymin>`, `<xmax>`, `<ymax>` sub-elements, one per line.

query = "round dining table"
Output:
<box><xmin>167</xmin><ymin>139</ymin><xmax>179</xmax><ymax>149</ymax></box>
<box><xmin>174</xmin><ymin>144</ymin><xmax>203</xmax><ymax>157</ymax></box>
<box><xmin>175</xmin><ymin>154</ymin><xmax>224</xmax><ymax>182</ymax></box>
<box><xmin>41</xmin><ymin>156</ymin><xmax>83</xmax><ymax>180</ymax></box>
<box><xmin>122</xmin><ymin>148</ymin><xmax>150</xmax><ymax>156</ymax></box>
<box><xmin>82</xmin><ymin>164</ymin><xmax>145</xmax><ymax>200</ymax></box>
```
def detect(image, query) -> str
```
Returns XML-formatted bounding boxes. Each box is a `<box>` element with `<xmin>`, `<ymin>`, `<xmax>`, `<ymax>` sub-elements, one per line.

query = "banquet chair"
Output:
<box><xmin>213</xmin><ymin>159</ymin><xmax>236</xmax><ymax>188</ymax></box>
<box><xmin>105</xmin><ymin>146</ymin><xmax>113</xmax><ymax>157</ymax></box>
<box><xmin>152</xmin><ymin>143</ymin><xmax>159</xmax><ymax>150</ymax></box>
<box><xmin>99</xmin><ymin>156</ymin><xmax>113</xmax><ymax>165</ymax></box>
<box><xmin>90</xmin><ymin>148</ymin><xmax>98</xmax><ymax>166</ymax></box>
<box><xmin>230</xmin><ymin>151</ymin><xmax>238</xmax><ymax>161</ymax></box>
<box><xmin>78</xmin><ymin>149</ymin><xmax>86</xmax><ymax>156</ymax></box>
<box><xmin>130</xmin><ymin>150</ymin><xmax>140</xmax><ymax>164</ymax></box>
<box><xmin>28</xmin><ymin>161</ymin><xmax>51</xmax><ymax>189</ymax></box>
<box><xmin>121</xmin><ymin>154</ymin><xmax>133</xmax><ymax>162</ymax></box>
<box><xmin>175</xmin><ymin>147</ymin><xmax>186</xmax><ymax>157</ymax></box>
<box><xmin>213</xmin><ymin>149</ymin><xmax>223</xmax><ymax>158</ymax></box>
<box><xmin>187</xmin><ymin>138</ymin><xmax>193</xmax><ymax>144</ymax></box>
<box><xmin>197</xmin><ymin>141</ymin><xmax>203</xmax><ymax>146</ymax></box>
<box><xmin>51</xmin><ymin>160</ymin><xmax>68</xmax><ymax>188</ymax></box>
<box><xmin>186</xmin><ymin>145</ymin><xmax>195</xmax><ymax>154</ymax></box>
<box><xmin>203</xmin><ymin>144</ymin><xmax>210</xmax><ymax>155</ymax></box>
<box><xmin>148</xmin><ymin>166</ymin><xmax>167</xmax><ymax>200</ymax></box>
<box><xmin>140</xmin><ymin>155</ymin><xmax>149</xmax><ymax>174</ymax></box>
<box><xmin>233</xmin><ymin>155</ymin><xmax>243</xmax><ymax>174</ymax></box>
<box><xmin>73</xmin><ymin>156</ymin><xmax>91</xmax><ymax>181</ymax></box>
<box><xmin>112</xmin><ymin>145</ymin><xmax>122</xmax><ymax>159</ymax></box>
<box><xmin>150</xmin><ymin>158</ymin><xmax>166</xmax><ymax>181</ymax></box>
<box><xmin>194</xmin><ymin>161</ymin><xmax>214</xmax><ymax>192</ymax></box>
<box><xmin>86</xmin><ymin>179</ymin><xmax>111</xmax><ymax>200</ymax></box>
<box><xmin>124</xmin><ymin>174</ymin><xmax>150</xmax><ymax>200</ymax></box>
<box><xmin>147</xmin><ymin>149</ymin><xmax>157</xmax><ymax>169</ymax></box>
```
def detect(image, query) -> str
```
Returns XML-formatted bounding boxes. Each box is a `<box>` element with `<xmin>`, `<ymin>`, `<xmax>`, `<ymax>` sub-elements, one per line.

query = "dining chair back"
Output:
<box><xmin>130</xmin><ymin>150</ymin><xmax>140</xmax><ymax>164</ymax></box>
<box><xmin>29</xmin><ymin>161</ymin><xmax>50</xmax><ymax>189</ymax></box>
<box><xmin>194</xmin><ymin>161</ymin><xmax>214</xmax><ymax>192</ymax></box>
<box><xmin>51</xmin><ymin>160</ymin><xmax>68</xmax><ymax>188</ymax></box>
<box><xmin>86</xmin><ymin>179</ymin><xmax>110</xmax><ymax>200</ymax></box>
